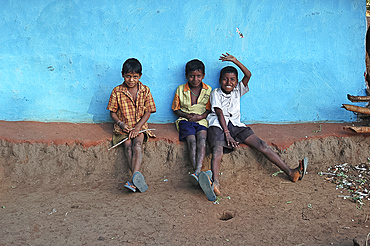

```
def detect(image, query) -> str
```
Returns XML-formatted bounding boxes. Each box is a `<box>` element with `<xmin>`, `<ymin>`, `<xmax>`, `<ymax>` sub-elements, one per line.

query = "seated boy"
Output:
<box><xmin>200</xmin><ymin>53</ymin><xmax>308</xmax><ymax>201</ymax></box>
<box><xmin>172</xmin><ymin>59</ymin><xmax>212</xmax><ymax>183</ymax></box>
<box><xmin>107</xmin><ymin>58</ymin><xmax>156</xmax><ymax>193</ymax></box>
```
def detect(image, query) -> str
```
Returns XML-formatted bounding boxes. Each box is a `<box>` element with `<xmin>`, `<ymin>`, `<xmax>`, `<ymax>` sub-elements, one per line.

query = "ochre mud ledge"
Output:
<box><xmin>1</xmin><ymin>121</ymin><xmax>369</xmax><ymax>188</ymax></box>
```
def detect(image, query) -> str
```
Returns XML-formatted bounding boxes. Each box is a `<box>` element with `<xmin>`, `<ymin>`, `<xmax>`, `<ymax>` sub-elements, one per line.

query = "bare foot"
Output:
<box><xmin>214</xmin><ymin>184</ymin><xmax>221</xmax><ymax>196</ymax></box>
<box><xmin>289</xmin><ymin>159</ymin><xmax>304</xmax><ymax>182</ymax></box>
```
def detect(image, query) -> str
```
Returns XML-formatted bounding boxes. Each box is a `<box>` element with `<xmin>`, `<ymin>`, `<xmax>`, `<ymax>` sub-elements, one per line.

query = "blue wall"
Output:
<box><xmin>0</xmin><ymin>0</ymin><xmax>366</xmax><ymax>123</ymax></box>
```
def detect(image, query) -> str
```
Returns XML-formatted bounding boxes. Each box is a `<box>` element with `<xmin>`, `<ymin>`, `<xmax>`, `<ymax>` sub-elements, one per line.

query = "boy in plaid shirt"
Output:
<box><xmin>107</xmin><ymin>58</ymin><xmax>156</xmax><ymax>193</ymax></box>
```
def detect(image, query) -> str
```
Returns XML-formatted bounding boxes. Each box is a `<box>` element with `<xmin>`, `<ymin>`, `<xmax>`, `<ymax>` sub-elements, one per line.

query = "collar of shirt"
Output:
<box><xmin>183</xmin><ymin>82</ymin><xmax>209</xmax><ymax>92</ymax></box>
<box><xmin>117</xmin><ymin>81</ymin><xmax>144</xmax><ymax>100</ymax></box>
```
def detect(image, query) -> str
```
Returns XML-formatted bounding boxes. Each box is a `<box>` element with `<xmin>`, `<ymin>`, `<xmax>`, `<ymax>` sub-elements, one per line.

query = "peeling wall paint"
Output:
<box><xmin>0</xmin><ymin>0</ymin><xmax>366</xmax><ymax>123</ymax></box>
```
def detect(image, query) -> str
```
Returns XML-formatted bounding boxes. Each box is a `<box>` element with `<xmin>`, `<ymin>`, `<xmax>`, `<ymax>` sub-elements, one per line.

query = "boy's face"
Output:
<box><xmin>219</xmin><ymin>72</ymin><xmax>237</xmax><ymax>94</ymax></box>
<box><xmin>186</xmin><ymin>70</ymin><xmax>204</xmax><ymax>88</ymax></box>
<box><xmin>123</xmin><ymin>72</ymin><xmax>142</xmax><ymax>88</ymax></box>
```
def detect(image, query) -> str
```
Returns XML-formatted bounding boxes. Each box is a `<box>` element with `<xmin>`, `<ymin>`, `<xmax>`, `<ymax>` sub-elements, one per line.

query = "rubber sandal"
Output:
<box><xmin>198</xmin><ymin>171</ymin><xmax>216</xmax><ymax>201</ymax></box>
<box><xmin>124</xmin><ymin>181</ymin><xmax>136</xmax><ymax>192</ymax></box>
<box><xmin>132</xmin><ymin>171</ymin><xmax>148</xmax><ymax>193</ymax></box>
<box><xmin>190</xmin><ymin>173</ymin><xmax>199</xmax><ymax>186</ymax></box>
<box><xmin>299</xmin><ymin>157</ymin><xmax>308</xmax><ymax>180</ymax></box>
<box><xmin>205</xmin><ymin>170</ymin><xmax>212</xmax><ymax>179</ymax></box>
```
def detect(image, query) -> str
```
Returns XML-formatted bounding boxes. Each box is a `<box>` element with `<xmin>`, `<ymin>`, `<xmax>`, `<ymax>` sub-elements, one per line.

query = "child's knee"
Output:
<box><xmin>197</xmin><ymin>135</ymin><xmax>206</xmax><ymax>146</ymax></box>
<box><xmin>212</xmin><ymin>145</ymin><xmax>223</xmax><ymax>158</ymax></box>
<box><xmin>186</xmin><ymin>135</ymin><xmax>196</xmax><ymax>143</ymax></box>
<box><xmin>258</xmin><ymin>140</ymin><xmax>270</xmax><ymax>152</ymax></box>
<box><xmin>133</xmin><ymin>140</ymin><xmax>143</xmax><ymax>149</ymax></box>
<box><xmin>124</xmin><ymin>142</ymin><xmax>132</xmax><ymax>151</ymax></box>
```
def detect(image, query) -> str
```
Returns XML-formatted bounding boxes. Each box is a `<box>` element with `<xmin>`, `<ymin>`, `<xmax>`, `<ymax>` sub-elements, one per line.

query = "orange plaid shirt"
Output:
<box><xmin>107</xmin><ymin>81</ymin><xmax>156</xmax><ymax>137</ymax></box>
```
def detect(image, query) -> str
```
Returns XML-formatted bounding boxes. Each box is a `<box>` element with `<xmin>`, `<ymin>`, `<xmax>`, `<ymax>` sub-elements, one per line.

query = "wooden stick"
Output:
<box><xmin>347</xmin><ymin>94</ymin><xmax>370</xmax><ymax>102</ymax></box>
<box><xmin>342</xmin><ymin>104</ymin><xmax>370</xmax><ymax>115</ymax></box>
<box><xmin>108</xmin><ymin>129</ymin><xmax>156</xmax><ymax>150</ymax></box>
<box><xmin>343</xmin><ymin>126</ymin><xmax>370</xmax><ymax>133</ymax></box>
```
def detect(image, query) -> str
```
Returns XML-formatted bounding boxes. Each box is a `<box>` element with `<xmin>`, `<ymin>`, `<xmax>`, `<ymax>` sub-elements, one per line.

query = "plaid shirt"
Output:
<box><xmin>107</xmin><ymin>81</ymin><xmax>156</xmax><ymax>137</ymax></box>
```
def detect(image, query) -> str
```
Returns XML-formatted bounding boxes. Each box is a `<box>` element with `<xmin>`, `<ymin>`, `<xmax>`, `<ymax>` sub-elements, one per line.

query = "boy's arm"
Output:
<box><xmin>188</xmin><ymin>109</ymin><xmax>210</xmax><ymax>122</ymax></box>
<box><xmin>174</xmin><ymin>109</ymin><xmax>190</xmax><ymax>119</ymax></box>
<box><xmin>214</xmin><ymin>107</ymin><xmax>239</xmax><ymax>148</ymax></box>
<box><xmin>220</xmin><ymin>53</ymin><xmax>251</xmax><ymax>87</ymax></box>
<box><xmin>173</xmin><ymin>88</ymin><xmax>191</xmax><ymax>120</ymax></box>
<box><xmin>110</xmin><ymin>111</ymin><xmax>131</xmax><ymax>133</ymax></box>
<box><xmin>174</xmin><ymin>109</ymin><xmax>210</xmax><ymax>122</ymax></box>
<box><xmin>129</xmin><ymin>111</ymin><xmax>151</xmax><ymax>139</ymax></box>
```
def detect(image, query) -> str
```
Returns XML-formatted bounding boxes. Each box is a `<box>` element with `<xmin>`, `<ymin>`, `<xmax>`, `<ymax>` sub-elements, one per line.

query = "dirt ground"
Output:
<box><xmin>1</xmin><ymin>122</ymin><xmax>370</xmax><ymax>245</ymax></box>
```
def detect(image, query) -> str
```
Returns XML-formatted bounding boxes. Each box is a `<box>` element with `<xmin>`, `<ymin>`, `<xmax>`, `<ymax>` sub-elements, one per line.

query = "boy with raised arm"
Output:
<box><xmin>199</xmin><ymin>53</ymin><xmax>307</xmax><ymax>201</ymax></box>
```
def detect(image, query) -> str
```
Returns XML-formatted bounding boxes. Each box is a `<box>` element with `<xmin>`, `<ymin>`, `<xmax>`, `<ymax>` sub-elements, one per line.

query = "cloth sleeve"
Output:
<box><xmin>171</xmin><ymin>86</ymin><xmax>181</xmax><ymax>111</ymax></box>
<box><xmin>210</xmin><ymin>90</ymin><xmax>222</xmax><ymax>112</ymax></box>
<box><xmin>205</xmin><ymin>98</ymin><xmax>211</xmax><ymax>111</ymax></box>
<box><xmin>239</xmin><ymin>81</ymin><xmax>249</xmax><ymax>97</ymax></box>
<box><xmin>107</xmin><ymin>88</ymin><xmax>118</xmax><ymax>112</ymax></box>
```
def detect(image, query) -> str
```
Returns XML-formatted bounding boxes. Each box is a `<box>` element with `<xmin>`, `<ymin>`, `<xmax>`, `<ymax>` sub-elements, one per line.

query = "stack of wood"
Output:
<box><xmin>342</xmin><ymin>94</ymin><xmax>370</xmax><ymax>133</ymax></box>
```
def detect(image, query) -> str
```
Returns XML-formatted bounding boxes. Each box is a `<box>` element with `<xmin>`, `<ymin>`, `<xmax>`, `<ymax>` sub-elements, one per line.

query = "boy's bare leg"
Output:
<box><xmin>244</xmin><ymin>134</ymin><xmax>300</xmax><ymax>181</ymax></box>
<box><xmin>186</xmin><ymin>135</ymin><xmax>197</xmax><ymax>172</ymax></box>
<box><xmin>195</xmin><ymin>130</ymin><xmax>207</xmax><ymax>175</ymax></box>
<box><xmin>131</xmin><ymin>133</ymin><xmax>144</xmax><ymax>174</ymax></box>
<box><xmin>123</xmin><ymin>139</ymin><xmax>133</xmax><ymax>172</ymax></box>
<box><xmin>211</xmin><ymin>144</ymin><xmax>223</xmax><ymax>186</ymax></box>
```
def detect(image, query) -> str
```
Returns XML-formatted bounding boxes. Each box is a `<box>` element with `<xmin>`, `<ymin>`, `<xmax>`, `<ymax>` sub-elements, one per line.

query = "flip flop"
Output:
<box><xmin>124</xmin><ymin>181</ymin><xmax>136</xmax><ymax>192</ymax></box>
<box><xmin>132</xmin><ymin>171</ymin><xmax>148</xmax><ymax>192</ymax></box>
<box><xmin>190</xmin><ymin>173</ymin><xmax>199</xmax><ymax>186</ymax></box>
<box><xmin>198</xmin><ymin>171</ymin><xmax>216</xmax><ymax>201</ymax></box>
<box><xmin>299</xmin><ymin>157</ymin><xmax>308</xmax><ymax>180</ymax></box>
<box><xmin>204</xmin><ymin>170</ymin><xmax>212</xmax><ymax>179</ymax></box>
<box><xmin>204</xmin><ymin>170</ymin><xmax>221</xmax><ymax>196</ymax></box>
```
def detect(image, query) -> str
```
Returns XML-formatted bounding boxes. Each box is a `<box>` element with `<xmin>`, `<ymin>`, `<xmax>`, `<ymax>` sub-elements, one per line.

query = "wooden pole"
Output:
<box><xmin>347</xmin><ymin>94</ymin><xmax>370</xmax><ymax>102</ymax></box>
<box><xmin>343</xmin><ymin>126</ymin><xmax>370</xmax><ymax>133</ymax></box>
<box><xmin>342</xmin><ymin>104</ymin><xmax>370</xmax><ymax>115</ymax></box>
<box><xmin>108</xmin><ymin>129</ymin><xmax>156</xmax><ymax>150</ymax></box>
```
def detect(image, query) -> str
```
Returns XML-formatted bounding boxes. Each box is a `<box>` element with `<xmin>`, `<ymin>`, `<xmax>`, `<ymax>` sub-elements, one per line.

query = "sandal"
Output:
<box><xmin>190</xmin><ymin>173</ymin><xmax>199</xmax><ymax>186</ymax></box>
<box><xmin>198</xmin><ymin>171</ymin><xmax>216</xmax><ymax>201</ymax></box>
<box><xmin>124</xmin><ymin>181</ymin><xmax>136</xmax><ymax>192</ymax></box>
<box><xmin>132</xmin><ymin>171</ymin><xmax>148</xmax><ymax>193</ymax></box>
<box><xmin>299</xmin><ymin>157</ymin><xmax>308</xmax><ymax>180</ymax></box>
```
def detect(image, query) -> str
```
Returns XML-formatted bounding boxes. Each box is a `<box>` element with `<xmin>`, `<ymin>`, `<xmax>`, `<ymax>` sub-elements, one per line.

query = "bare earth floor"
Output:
<box><xmin>1</xmin><ymin>121</ymin><xmax>370</xmax><ymax>245</ymax></box>
<box><xmin>2</xmin><ymin>165</ymin><xmax>370</xmax><ymax>246</ymax></box>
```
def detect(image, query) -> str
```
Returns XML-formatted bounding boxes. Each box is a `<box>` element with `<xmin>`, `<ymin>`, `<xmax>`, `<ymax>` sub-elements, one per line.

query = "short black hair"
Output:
<box><xmin>185</xmin><ymin>59</ymin><xmax>205</xmax><ymax>75</ymax></box>
<box><xmin>122</xmin><ymin>58</ymin><xmax>142</xmax><ymax>75</ymax></box>
<box><xmin>220</xmin><ymin>66</ymin><xmax>238</xmax><ymax>80</ymax></box>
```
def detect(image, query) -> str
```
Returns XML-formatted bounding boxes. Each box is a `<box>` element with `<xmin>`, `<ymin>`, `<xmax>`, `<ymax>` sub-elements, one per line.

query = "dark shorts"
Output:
<box><xmin>178</xmin><ymin>120</ymin><xmax>207</xmax><ymax>141</ymax></box>
<box><xmin>207</xmin><ymin>121</ymin><xmax>254</xmax><ymax>152</ymax></box>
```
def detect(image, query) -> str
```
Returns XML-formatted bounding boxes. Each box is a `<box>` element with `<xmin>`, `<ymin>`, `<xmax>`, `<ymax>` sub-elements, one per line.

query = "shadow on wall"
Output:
<box><xmin>87</xmin><ymin>66</ymin><xmax>120</xmax><ymax>128</ymax></box>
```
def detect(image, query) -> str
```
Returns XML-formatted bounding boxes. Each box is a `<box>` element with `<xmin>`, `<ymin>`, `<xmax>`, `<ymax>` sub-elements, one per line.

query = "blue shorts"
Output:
<box><xmin>178</xmin><ymin>120</ymin><xmax>207</xmax><ymax>141</ymax></box>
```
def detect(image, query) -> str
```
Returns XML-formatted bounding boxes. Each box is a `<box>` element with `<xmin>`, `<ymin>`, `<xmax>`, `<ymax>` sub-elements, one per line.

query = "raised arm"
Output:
<box><xmin>219</xmin><ymin>53</ymin><xmax>251</xmax><ymax>87</ymax></box>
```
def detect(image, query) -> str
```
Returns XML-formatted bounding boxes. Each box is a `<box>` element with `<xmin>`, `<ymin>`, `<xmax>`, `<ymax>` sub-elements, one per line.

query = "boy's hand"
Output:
<box><xmin>128</xmin><ymin>128</ymin><xmax>140</xmax><ymax>139</ymax></box>
<box><xmin>219</xmin><ymin>53</ymin><xmax>237</xmax><ymax>63</ymax></box>
<box><xmin>187</xmin><ymin>113</ymin><xmax>202</xmax><ymax>122</ymax></box>
<box><xmin>118</xmin><ymin>122</ymin><xmax>132</xmax><ymax>133</ymax></box>
<box><xmin>225</xmin><ymin>132</ymin><xmax>239</xmax><ymax>148</ymax></box>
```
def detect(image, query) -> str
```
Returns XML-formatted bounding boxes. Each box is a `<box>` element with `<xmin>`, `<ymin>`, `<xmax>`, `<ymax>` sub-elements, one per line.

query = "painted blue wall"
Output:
<box><xmin>0</xmin><ymin>0</ymin><xmax>366</xmax><ymax>123</ymax></box>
